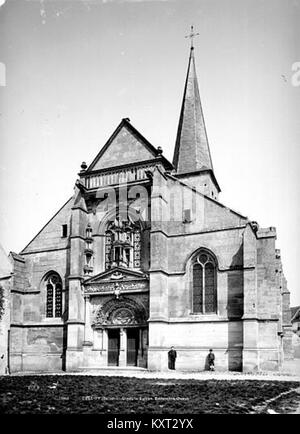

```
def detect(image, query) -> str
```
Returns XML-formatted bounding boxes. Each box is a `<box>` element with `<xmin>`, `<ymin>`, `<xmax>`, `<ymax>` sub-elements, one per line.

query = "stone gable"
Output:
<box><xmin>21</xmin><ymin>197</ymin><xmax>74</xmax><ymax>254</ymax></box>
<box><xmin>91</xmin><ymin>124</ymin><xmax>157</xmax><ymax>171</ymax></box>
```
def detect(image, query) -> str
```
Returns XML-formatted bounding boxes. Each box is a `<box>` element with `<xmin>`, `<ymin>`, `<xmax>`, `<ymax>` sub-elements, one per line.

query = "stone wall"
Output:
<box><xmin>147</xmin><ymin>170</ymin><xmax>285</xmax><ymax>372</ymax></box>
<box><xmin>6</xmin><ymin>162</ymin><xmax>291</xmax><ymax>373</ymax></box>
<box><xmin>8</xmin><ymin>199</ymin><xmax>73</xmax><ymax>372</ymax></box>
<box><xmin>0</xmin><ymin>277</ymin><xmax>11</xmax><ymax>374</ymax></box>
<box><xmin>148</xmin><ymin>321</ymin><xmax>243</xmax><ymax>371</ymax></box>
<box><xmin>10</xmin><ymin>326</ymin><xmax>65</xmax><ymax>372</ymax></box>
<box><xmin>292</xmin><ymin>331</ymin><xmax>300</xmax><ymax>358</ymax></box>
<box><xmin>0</xmin><ymin>245</ymin><xmax>12</xmax><ymax>375</ymax></box>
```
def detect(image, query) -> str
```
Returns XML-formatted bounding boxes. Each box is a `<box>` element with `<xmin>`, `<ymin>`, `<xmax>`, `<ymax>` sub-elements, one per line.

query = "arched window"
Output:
<box><xmin>105</xmin><ymin>216</ymin><xmax>141</xmax><ymax>270</ymax></box>
<box><xmin>46</xmin><ymin>273</ymin><xmax>63</xmax><ymax>318</ymax></box>
<box><xmin>192</xmin><ymin>251</ymin><xmax>217</xmax><ymax>314</ymax></box>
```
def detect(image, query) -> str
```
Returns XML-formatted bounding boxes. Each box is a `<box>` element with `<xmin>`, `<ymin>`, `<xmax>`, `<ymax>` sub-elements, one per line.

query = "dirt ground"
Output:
<box><xmin>1</xmin><ymin>374</ymin><xmax>300</xmax><ymax>414</ymax></box>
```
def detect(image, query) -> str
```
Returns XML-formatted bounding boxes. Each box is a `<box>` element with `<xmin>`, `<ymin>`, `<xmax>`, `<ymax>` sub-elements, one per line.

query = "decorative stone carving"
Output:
<box><xmin>92</xmin><ymin>297</ymin><xmax>148</xmax><ymax>328</ymax></box>
<box><xmin>85</xmin><ymin>280</ymin><xmax>148</xmax><ymax>294</ymax></box>
<box><xmin>111</xmin><ymin>271</ymin><xmax>124</xmax><ymax>280</ymax></box>
<box><xmin>111</xmin><ymin>308</ymin><xmax>135</xmax><ymax>325</ymax></box>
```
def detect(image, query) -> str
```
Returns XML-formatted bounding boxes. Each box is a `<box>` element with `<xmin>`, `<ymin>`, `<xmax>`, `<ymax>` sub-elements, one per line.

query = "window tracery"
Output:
<box><xmin>46</xmin><ymin>273</ymin><xmax>63</xmax><ymax>318</ymax></box>
<box><xmin>192</xmin><ymin>251</ymin><xmax>217</xmax><ymax>314</ymax></box>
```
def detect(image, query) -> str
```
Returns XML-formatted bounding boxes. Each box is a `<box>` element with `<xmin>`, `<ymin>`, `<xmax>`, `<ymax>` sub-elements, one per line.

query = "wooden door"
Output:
<box><xmin>127</xmin><ymin>328</ymin><xmax>139</xmax><ymax>366</ymax></box>
<box><xmin>108</xmin><ymin>329</ymin><xmax>120</xmax><ymax>366</ymax></box>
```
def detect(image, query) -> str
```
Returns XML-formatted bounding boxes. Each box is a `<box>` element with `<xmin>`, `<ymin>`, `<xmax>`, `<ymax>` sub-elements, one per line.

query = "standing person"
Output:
<box><xmin>208</xmin><ymin>349</ymin><xmax>215</xmax><ymax>371</ymax></box>
<box><xmin>168</xmin><ymin>346</ymin><xmax>177</xmax><ymax>370</ymax></box>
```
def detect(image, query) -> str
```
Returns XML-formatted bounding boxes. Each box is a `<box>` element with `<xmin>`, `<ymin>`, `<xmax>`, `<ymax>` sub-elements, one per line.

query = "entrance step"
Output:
<box><xmin>79</xmin><ymin>366</ymin><xmax>147</xmax><ymax>372</ymax></box>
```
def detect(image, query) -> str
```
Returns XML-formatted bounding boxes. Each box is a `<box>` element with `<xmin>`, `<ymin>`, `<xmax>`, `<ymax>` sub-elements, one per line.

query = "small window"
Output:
<box><xmin>86</xmin><ymin>226</ymin><xmax>92</xmax><ymax>238</ymax></box>
<box><xmin>85</xmin><ymin>253</ymin><xmax>93</xmax><ymax>267</ymax></box>
<box><xmin>85</xmin><ymin>239</ymin><xmax>92</xmax><ymax>250</ymax></box>
<box><xmin>62</xmin><ymin>224</ymin><xmax>68</xmax><ymax>238</ymax></box>
<box><xmin>183</xmin><ymin>209</ymin><xmax>191</xmax><ymax>223</ymax></box>
<box><xmin>192</xmin><ymin>187</ymin><xmax>197</xmax><ymax>214</ymax></box>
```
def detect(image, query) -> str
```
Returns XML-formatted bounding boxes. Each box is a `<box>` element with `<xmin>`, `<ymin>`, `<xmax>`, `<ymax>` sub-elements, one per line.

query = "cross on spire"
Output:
<box><xmin>185</xmin><ymin>25</ymin><xmax>200</xmax><ymax>49</ymax></box>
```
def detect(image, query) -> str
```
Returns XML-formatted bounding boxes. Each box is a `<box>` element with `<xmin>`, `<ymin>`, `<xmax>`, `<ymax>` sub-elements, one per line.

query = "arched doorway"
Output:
<box><xmin>93</xmin><ymin>297</ymin><xmax>148</xmax><ymax>368</ymax></box>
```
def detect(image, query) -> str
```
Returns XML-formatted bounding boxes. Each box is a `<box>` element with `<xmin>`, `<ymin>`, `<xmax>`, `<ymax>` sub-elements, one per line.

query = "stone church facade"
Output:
<box><xmin>7</xmin><ymin>45</ymin><xmax>292</xmax><ymax>373</ymax></box>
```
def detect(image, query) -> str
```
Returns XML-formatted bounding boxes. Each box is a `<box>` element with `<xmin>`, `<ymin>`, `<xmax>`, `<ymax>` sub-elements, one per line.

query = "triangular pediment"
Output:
<box><xmin>84</xmin><ymin>267</ymin><xmax>148</xmax><ymax>285</ymax></box>
<box><xmin>87</xmin><ymin>119</ymin><xmax>159</xmax><ymax>172</ymax></box>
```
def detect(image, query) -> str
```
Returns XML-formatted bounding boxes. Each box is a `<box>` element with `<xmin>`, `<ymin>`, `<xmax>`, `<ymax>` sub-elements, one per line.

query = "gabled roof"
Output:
<box><xmin>87</xmin><ymin>118</ymin><xmax>172</xmax><ymax>172</ymax></box>
<box><xmin>20</xmin><ymin>197</ymin><xmax>73</xmax><ymax>254</ymax></box>
<box><xmin>173</xmin><ymin>46</ymin><xmax>214</xmax><ymax>175</ymax></box>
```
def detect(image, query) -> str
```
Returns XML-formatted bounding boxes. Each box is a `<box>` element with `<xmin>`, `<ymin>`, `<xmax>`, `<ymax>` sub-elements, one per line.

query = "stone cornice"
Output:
<box><xmin>0</xmin><ymin>274</ymin><xmax>13</xmax><ymax>280</ymax></box>
<box><xmin>10</xmin><ymin>322</ymin><xmax>64</xmax><ymax>327</ymax></box>
<box><xmin>71</xmin><ymin>205</ymin><xmax>88</xmax><ymax>213</ymax></box>
<box><xmin>149</xmin><ymin>269</ymin><xmax>185</xmax><ymax>276</ymax></box>
<box><xmin>242</xmin><ymin>317</ymin><xmax>279</xmax><ymax>322</ymax></box>
<box><xmin>149</xmin><ymin>317</ymin><xmax>279</xmax><ymax>324</ymax></box>
<box><xmin>68</xmin><ymin>275</ymin><xmax>84</xmax><ymax>281</ymax></box>
<box><xmin>149</xmin><ymin>266</ymin><xmax>255</xmax><ymax>276</ymax></box>
<box><xmin>11</xmin><ymin>289</ymin><xmax>41</xmax><ymax>295</ymax></box>
<box><xmin>21</xmin><ymin>246</ymin><xmax>69</xmax><ymax>256</ymax></box>
<box><xmin>150</xmin><ymin>225</ymin><xmax>247</xmax><ymax>238</ymax></box>
<box><xmin>69</xmin><ymin>235</ymin><xmax>86</xmax><ymax>241</ymax></box>
<box><xmin>174</xmin><ymin>169</ymin><xmax>221</xmax><ymax>193</ymax></box>
<box><xmin>67</xmin><ymin>319</ymin><xmax>85</xmax><ymax>325</ymax></box>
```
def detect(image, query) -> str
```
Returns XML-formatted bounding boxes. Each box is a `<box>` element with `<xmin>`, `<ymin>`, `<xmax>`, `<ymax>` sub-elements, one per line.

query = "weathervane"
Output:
<box><xmin>185</xmin><ymin>25</ymin><xmax>200</xmax><ymax>48</ymax></box>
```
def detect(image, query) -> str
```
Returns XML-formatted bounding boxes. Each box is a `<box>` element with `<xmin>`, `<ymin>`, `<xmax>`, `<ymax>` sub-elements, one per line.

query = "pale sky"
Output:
<box><xmin>0</xmin><ymin>0</ymin><xmax>299</xmax><ymax>305</ymax></box>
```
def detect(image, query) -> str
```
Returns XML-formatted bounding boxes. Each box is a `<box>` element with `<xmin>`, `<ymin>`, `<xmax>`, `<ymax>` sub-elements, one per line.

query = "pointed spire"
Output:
<box><xmin>173</xmin><ymin>44</ymin><xmax>214</xmax><ymax>174</ymax></box>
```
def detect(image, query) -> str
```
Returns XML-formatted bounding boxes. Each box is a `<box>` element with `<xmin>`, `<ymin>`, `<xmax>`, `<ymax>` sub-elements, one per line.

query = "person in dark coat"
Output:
<box><xmin>168</xmin><ymin>346</ymin><xmax>177</xmax><ymax>370</ymax></box>
<box><xmin>208</xmin><ymin>349</ymin><xmax>215</xmax><ymax>371</ymax></box>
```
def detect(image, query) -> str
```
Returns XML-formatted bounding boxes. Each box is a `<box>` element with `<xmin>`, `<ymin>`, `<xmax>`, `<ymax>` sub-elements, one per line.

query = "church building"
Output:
<box><xmin>7</xmin><ymin>41</ymin><xmax>292</xmax><ymax>373</ymax></box>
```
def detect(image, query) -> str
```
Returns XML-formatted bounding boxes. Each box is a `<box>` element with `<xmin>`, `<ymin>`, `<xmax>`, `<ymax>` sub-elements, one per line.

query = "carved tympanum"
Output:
<box><xmin>92</xmin><ymin>297</ymin><xmax>147</xmax><ymax>327</ymax></box>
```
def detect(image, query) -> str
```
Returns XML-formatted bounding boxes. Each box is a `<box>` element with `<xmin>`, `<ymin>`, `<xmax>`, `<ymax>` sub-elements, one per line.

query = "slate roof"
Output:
<box><xmin>173</xmin><ymin>46</ymin><xmax>214</xmax><ymax>175</ymax></box>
